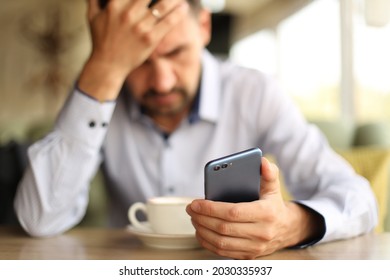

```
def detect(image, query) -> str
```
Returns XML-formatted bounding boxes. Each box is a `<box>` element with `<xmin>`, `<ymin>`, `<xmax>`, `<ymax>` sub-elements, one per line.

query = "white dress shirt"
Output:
<box><xmin>15</xmin><ymin>50</ymin><xmax>378</xmax><ymax>243</ymax></box>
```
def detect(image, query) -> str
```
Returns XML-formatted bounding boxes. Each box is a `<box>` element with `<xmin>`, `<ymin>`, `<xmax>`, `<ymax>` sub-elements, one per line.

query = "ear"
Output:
<box><xmin>197</xmin><ymin>9</ymin><xmax>212</xmax><ymax>47</ymax></box>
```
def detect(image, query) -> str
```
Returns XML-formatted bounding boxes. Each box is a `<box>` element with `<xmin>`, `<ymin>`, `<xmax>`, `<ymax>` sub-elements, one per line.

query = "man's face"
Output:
<box><xmin>125</xmin><ymin>9</ymin><xmax>211</xmax><ymax>117</ymax></box>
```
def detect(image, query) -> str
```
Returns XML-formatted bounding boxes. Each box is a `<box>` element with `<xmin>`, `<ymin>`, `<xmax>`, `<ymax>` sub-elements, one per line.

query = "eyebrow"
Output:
<box><xmin>144</xmin><ymin>45</ymin><xmax>188</xmax><ymax>64</ymax></box>
<box><xmin>163</xmin><ymin>45</ymin><xmax>187</xmax><ymax>57</ymax></box>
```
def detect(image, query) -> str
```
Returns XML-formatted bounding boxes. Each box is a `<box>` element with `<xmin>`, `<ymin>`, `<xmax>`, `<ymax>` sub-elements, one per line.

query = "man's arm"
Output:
<box><xmin>14</xmin><ymin>91</ymin><xmax>115</xmax><ymax>237</ymax></box>
<box><xmin>186</xmin><ymin>72</ymin><xmax>377</xmax><ymax>259</ymax></box>
<box><xmin>14</xmin><ymin>0</ymin><xmax>189</xmax><ymax>236</ymax></box>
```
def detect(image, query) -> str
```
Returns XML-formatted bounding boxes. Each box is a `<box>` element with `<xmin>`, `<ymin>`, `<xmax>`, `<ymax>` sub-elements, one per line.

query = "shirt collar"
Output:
<box><xmin>198</xmin><ymin>49</ymin><xmax>221</xmax><ymax>123</ymax></box>
<box><xmin>180</xmin><ymin>49</ymin><xmax>222</xmax><ymax>124</ymax></box>
<box><xmin>187</xmin><ymin>84</ymin><xmax>201</xmax><ymax>124</ymax></box>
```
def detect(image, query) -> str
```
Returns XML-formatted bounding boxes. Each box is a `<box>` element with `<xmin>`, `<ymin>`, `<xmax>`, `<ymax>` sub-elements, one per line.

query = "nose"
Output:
<box><xmin>150</xmin><ymin>60</ymin><xmax>176</xmax><ymax>93</ymax></box>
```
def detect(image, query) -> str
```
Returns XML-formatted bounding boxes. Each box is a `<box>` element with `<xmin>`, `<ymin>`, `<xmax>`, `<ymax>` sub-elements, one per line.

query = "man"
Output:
<box><xmin>15</xmin><ymin>0</ymin><xmax>377</xmax><ymax>259</ymax></box>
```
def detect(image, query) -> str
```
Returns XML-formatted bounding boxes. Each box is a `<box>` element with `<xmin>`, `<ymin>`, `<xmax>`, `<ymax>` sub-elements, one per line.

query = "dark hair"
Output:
<box><xmin>99</xmin><ymin>0</ymin><xmax>202</xmax><ymax>11</ymax></box>
<box><xmin>187</xmin><ymin>0</ymin><xmax>202</xmax><ymax>13</ymax></box>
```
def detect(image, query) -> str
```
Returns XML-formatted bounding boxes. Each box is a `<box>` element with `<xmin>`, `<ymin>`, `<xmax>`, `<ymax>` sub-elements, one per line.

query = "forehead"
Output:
<box><xmin>154</xmin><ymin>15</ymin><xmax>200</xmax><ymax>54</ymax></box>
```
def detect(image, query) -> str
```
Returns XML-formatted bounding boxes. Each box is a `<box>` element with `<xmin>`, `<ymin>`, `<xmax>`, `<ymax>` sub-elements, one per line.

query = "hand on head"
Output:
<box><xmin>78</xmin><ymin>0</ymin><xmax>189</xmax><ymax>101</ymax></box>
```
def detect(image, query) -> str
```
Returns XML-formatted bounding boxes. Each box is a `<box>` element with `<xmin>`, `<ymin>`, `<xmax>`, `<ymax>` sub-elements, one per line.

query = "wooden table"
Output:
<box><xmin>1</xmin><ymin>226</ymin><xmax>390</xmax><ymax>260</ymax></box>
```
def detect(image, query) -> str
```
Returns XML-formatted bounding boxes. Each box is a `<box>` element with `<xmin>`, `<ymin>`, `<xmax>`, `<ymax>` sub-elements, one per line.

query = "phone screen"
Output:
<box><xmin>204</xmin><ymin>148</ymin><xmax>262</xmax><ymax>203</ymax></box>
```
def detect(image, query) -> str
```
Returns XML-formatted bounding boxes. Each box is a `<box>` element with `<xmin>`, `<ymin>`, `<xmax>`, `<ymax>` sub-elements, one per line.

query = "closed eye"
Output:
<box><xmin>166</xmin><ymin>46</ymin><xmax>186</xmax><ymax>58</ymax></box>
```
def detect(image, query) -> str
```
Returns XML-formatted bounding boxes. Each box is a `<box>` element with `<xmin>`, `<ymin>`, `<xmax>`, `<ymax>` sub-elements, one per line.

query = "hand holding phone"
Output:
<box><xmin>204</xmin><ymin>148</ymin><xmax>262</xmax><ymax>203</ymax></box>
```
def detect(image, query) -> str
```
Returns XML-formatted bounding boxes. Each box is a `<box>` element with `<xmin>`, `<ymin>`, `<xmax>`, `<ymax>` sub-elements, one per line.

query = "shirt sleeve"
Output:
<box><xmin>14</xmin><ymin>89</ymin><xmax>116</xmax><ymax>237</ymax></box>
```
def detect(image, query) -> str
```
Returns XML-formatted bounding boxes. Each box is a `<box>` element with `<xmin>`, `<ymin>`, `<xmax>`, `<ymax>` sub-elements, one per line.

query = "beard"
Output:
<box><xmin>140</xmin><ymin>87</ymin><xmax>194</xmax><ymax>117</ymax></box>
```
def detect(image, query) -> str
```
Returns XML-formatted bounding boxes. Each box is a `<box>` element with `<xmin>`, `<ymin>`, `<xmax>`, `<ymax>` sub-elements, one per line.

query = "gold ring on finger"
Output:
<box><xmin>151</xmin><ymin>8</ymin><xmax>161</xmax><ymax>20</ymax></box>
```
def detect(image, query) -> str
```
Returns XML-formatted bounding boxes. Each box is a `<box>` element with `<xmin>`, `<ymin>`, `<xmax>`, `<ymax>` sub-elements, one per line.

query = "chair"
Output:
<box><xmin>354</xmin><ymin>122</ymin><xmax>390</xmax><ymax>147</ymax></box>
<box><xmin>274</xmin><ymin>147</ymin><xmax>390</xmax><ymax>233</ymax></box>
<box><xmin>0</xmin><ymin>141</ymin><xmax>29</xmax><ymax>225</ymax></box>
<box><xmin>339</xmin><ymin>147</ymin><xmax>390</xmax><ymax>232</ymax></box>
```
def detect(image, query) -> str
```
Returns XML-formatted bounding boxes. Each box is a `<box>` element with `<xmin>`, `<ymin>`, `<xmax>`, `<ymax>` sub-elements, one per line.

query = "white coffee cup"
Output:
<box><xmin>128</xmin><ymin>196</ymin><xmax>196</xmax><ymax>235</ymax></box>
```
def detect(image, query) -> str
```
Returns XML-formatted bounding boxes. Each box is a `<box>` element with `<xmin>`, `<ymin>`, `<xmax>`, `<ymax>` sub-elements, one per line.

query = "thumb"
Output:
<box><xmin>260</xmin><ymin>157</ymin><xmax>281</xmax><ymax>199</ymax></box>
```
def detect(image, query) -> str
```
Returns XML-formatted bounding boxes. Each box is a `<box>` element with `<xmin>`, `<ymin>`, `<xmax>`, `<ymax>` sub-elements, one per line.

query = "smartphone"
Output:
<box><xmin>98</xmin><ymin>0</ymin><xmax>159</xmax><ymax>9</ymax></box>
<box><xmin>204</xmin><ymin>147</ymin><xmax>262</xmax><ymax>203</ymax></box>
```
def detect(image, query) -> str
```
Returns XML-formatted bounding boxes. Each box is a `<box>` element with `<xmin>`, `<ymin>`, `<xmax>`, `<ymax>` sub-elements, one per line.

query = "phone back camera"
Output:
<box><xmin>221</xmin><ymin>163</ymin><xmax>228</xmax><ymax>169</ymax></box>
<box><xmin>213</xmin><ymin>165</ymin><xmax>221</xmax><ymax>171</ymax></box>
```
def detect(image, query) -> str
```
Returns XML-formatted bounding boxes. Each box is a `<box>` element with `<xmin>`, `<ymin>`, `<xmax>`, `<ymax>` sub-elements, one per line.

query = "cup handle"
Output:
<box><xmin>128</xmin><ymin>202</ymin><xmax>150</xmax><ymax>231</ymax></box>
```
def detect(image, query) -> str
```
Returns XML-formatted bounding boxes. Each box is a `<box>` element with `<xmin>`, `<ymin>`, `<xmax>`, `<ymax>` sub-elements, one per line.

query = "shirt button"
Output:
<box><xmin>89</xmin><ymin>121</ymin><xmax>96</xmax><ymax>128</ymax></box>
<box><xmin>102</xmin><ymin>122</ymin><xmax>108</xmax><ymax>128</ymax></box>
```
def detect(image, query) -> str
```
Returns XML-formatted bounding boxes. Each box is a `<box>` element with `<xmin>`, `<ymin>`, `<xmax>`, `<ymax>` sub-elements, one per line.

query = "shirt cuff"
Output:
<box><xmin>75</xmin><ymin>82</ymin><xmax>116</xmax><ymax>104</ymax></box>
<box><xmin>55</xmin><ymin>89</ymin><xmax>116</xmax><ymax>149</ymax></box>
<box><xmin>287</xmin><ymin>201</ymin><xmax>326</xmax><ymax>249</ymax></box>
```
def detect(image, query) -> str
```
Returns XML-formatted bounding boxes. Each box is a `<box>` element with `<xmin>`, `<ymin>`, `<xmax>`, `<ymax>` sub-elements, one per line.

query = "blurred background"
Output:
<box><xmin>1</xmin><ymin>0</ymin><xmax>390</xmax><ymax>229</ymax></box>
<box><xmin>1</xmin><ymin>0</ymin><xmax>390</xmax><ymax>146</ymax></box>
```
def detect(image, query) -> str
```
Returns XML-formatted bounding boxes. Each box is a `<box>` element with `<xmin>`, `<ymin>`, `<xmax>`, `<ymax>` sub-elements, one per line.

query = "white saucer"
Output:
<box><xmin>127</xmin><ymin>222</ymin><xmax>200</xmax><ymax>250</ymax></box>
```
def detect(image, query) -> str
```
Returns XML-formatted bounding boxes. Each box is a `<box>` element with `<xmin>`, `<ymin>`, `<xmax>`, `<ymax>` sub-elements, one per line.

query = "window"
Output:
<box><xmin>230</xmin><ymin>0</ymin><xmax>390</xmax><ymax>123</ymax></box>
<box><xmin>230</xmin><ymin>0</ymin><xmax>341</xmax><ymax>121</ymax></box>
<box><xmin>278</xmin><ymin>0</ymin><xmax>341</xmax><ymax>121</ymax></box>
<box><xmin>354</xmin><ymin>9</ymin><xmax>390</xmax><ymax>122</ymax></box>
<box><xmin>230</xmin><ymin>30</ymin><xmax>278</xmax><ymax>76</ymax></box>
